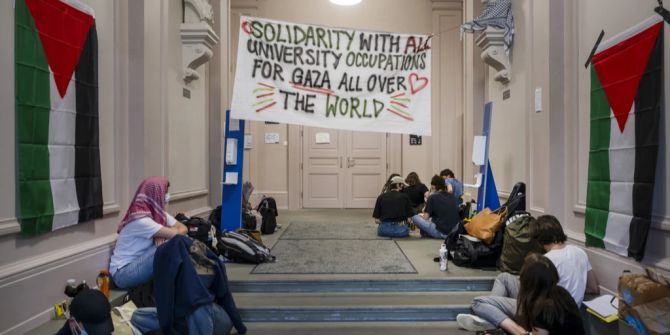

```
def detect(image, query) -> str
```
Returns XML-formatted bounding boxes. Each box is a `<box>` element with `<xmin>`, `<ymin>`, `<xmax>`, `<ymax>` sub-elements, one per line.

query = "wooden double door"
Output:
<box><xmin>302</xmin><ymin>127</ymin><xmax>387</xmax><ymax>208</ymax></box>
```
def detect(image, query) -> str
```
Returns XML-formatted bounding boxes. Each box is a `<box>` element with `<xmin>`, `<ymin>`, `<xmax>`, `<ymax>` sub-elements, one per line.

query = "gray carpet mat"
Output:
<box><xmin>280</xmin><ymin>221</ymin><xmax>389</xmax><ymax>240</ymax></box>
<box><xmin>252</xmin><ymin>239</ymin><xmax>417</xmax><ymax>274</ymax></box>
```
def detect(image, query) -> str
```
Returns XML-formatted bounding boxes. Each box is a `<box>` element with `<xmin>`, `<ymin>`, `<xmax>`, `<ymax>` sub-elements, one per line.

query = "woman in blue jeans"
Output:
<box><xmin>109</xmin><ymin>176</ymin><xmax>188</xmax><ymax>289</ymax></box>
<box><xmin>372</xmin><ymin>176</ymin><xmax>414</xmax><ymax>237</ymax></box>
<box><xmin>412</xmin><ymin>175</ymin><xmax>460</xmax><ymax>239</ymax></box>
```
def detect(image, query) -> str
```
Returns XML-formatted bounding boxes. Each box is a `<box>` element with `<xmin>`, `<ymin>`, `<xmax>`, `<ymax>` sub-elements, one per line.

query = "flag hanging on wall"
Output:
<box><xmin>15</xmin><ymin>0</ymin><xmax>102</xmax><ymax>237</ymax></box>
<box><xmin>585</xmin><ymin>17</ymin><xmax>664</xmax><ymax>261</ymax></box>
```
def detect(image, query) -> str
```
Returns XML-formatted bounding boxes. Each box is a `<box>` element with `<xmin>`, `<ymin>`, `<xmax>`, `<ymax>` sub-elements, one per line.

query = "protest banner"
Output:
<box><xmin>231</xmin><ymin>16</ymin><xmax>432</xmax><ymax>136</ymax></box>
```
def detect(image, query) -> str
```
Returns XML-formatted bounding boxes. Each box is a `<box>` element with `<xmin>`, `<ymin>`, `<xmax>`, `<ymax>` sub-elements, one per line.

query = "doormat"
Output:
<box><xmin>280</xmin><ymin>221</ymin><xmax>389</xmax><ymax>240</ymax></box>
<box><xmin>251</xmin><ymin>239</ymin><xmax>417</xmax><ymax>274</ymax></box>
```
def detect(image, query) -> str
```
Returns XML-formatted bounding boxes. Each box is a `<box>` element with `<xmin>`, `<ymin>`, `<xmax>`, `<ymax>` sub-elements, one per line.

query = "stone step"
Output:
<box><xmin>229</xmin><ymin>278</ymin><xmax>494</xmax><ymax>293</ymax></box>
<box><xmin>234</xmin><ymin>291</ymin><xmax>482</xmax><ymax>322</ymax></box>
<box><xmin>241</xmin><ymin>321</ymin><xmax>473</xmax><ymax>335</ymax></box>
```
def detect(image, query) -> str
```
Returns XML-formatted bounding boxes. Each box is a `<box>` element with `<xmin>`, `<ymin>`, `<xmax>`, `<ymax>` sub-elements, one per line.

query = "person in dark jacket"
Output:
<box><xmin>412</xmin><ymin>175</ymin><xmax>460</xmax><ymax>239</ymax></box>
<box><xmin>56</xmin><ymin>289</ymin><xmax>114</xmax><ymax>335</ymax></box>
<box><xmin>402</xmin><ymin>172</ymin><xmax>429</xmax><ymax>214</ymax></box>
<box><xmin>130</xmin><ymin>235</ymin><xmax>246</xmax><ymax>335</ymax></box>
<box><xmin>373</xmin><ymin>176</ymin><xmax>414</xmax><ymax>237</ymax></box>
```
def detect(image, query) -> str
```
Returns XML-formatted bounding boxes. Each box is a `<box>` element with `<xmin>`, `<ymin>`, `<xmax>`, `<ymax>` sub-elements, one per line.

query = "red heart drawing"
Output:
<box><xmin>409</xmin><ymin>73</ymin><xmax>429</xmax><ymax>95</ymax></box>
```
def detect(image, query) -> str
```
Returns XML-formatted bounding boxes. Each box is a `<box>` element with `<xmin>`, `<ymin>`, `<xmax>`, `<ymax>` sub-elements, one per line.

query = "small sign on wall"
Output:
<box><xmin>183</xmin><ymin>88</ymin><xmax>191</xmax><ymax>99</ymax></box>
<box><xmin>264</xmin><ymin>132</ymin><xmax>280</xmax><ymax>144</ymax></box>
<box><xmin>315</xmin><ymin>132</ymin><xmax>330</xmax><ymax>144</ymax></box>
<box><xmin>409</xmin><ymin>135</ymin><xmax>422</xmax><ymax>145</ymax></box>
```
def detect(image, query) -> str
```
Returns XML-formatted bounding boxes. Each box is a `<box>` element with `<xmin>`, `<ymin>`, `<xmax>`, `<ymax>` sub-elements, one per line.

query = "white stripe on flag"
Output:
<box><xmin>48</xmin><ymin>71</ymin><xmax>80</xmax><ymax>230</ymax></box>
<box><xmin>604</xmin><ymin>105</ymin><xmax>636</xmax><ymax>255</ymax></box>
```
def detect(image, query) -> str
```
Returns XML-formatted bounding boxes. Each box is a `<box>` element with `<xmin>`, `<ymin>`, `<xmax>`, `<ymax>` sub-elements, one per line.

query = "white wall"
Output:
<box><xmin>0</xmin><ymin>0</ymin><xmax>222</xmax><ymax>333</ymax></box>
<box><xmin>465</xmin><ymin>0</ymin><xmax>670</xmax><ymax>293</ymax></box>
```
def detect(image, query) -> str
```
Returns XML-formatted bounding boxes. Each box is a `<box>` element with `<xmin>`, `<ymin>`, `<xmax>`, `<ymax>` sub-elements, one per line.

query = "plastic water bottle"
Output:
<box><xmin>439</xmin><ymin>244</ymin><xmax>448</xmax><ymax>271</ymax></box>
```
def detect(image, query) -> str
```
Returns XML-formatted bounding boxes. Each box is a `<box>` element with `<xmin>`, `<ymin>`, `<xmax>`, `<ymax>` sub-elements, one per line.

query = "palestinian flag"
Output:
<box><xmin>585</xmin><ymin>17</ymin><xmax>664</xmax><ymax>261</ymax></box>
<box><xmin>15</xmin><ymin>0</ymin><xmax>102</xmax><ymax>237</ymax></box>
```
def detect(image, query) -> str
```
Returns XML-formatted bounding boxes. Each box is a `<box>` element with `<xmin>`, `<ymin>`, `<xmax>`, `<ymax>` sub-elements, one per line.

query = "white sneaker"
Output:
<box><xmin>456</xmin><ymin>313</ymin><xmax>495</xmax><ymax>331</ymax></box>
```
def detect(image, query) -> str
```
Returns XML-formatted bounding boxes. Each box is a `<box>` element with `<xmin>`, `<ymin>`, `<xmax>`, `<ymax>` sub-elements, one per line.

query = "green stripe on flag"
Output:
<box><xmin>15</xmin><ymin>0</ymin><xmax>54</xmax><ymax>236</ymax></box>
<box><xmin>585</xmin><ymin>67</ymin><xmax>610</xmax><ymax>248</ymax></box>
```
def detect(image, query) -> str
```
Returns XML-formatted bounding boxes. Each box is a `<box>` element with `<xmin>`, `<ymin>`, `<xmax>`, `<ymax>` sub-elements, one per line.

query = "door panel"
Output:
<box><xmin>302</xmin><ymin>127</ymin><xmax>344</xmax><ymax>208</ymax></box>
<box><xmin>345</xmin><ymin>132</ymin><xmax>387</xmax><ymax>208</ymax></box>
<box><xmin>303</xmin><ymin>128</ymin><xmax>387</xmax><ymax>208</ymax></box>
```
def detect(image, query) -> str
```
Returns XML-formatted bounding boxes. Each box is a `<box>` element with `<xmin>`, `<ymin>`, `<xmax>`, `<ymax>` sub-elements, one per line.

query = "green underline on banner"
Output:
<box><xmin>254</xmin><ymin>98</ymin><xmax>274</xmax><ymax>106</ymax></box>
<box><xmin>392</xmin><ymin>97</ymin><xmax>410</xmax><ymax>102</ymax></box>
<box><xmin>390</xmin><ymin>104</ymin><xmax>411</xmax><ymax>116</ymax></box>
<box><xmin>253</xmin><ymin>87</ymin><xmax>273</xmax><ymax>93</ymax></box>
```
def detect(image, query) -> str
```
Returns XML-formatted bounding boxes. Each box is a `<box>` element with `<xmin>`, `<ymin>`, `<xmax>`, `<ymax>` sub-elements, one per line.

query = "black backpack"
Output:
<box><xmin>449</xmin><ymin>223</ymin><xmax>504</xmax><ymax>268</ymax></box>
<box><xmin>501</xmin><ymin>182</ymin><xmax>526</xmax><ymax>223</ymax></box>
<box><xmin>217</xmin><ymin>231</ymin><xmax>275</xmax><ymax>264</ymax></box>
<box><xmin>208</xmin><ymin>206</ymin><xmax>222</xmax><ymax>237</ymax></box>
<box><xmin>125</xmin><ymin>280</ymin><xmax>155</xmax><ymax>308</ymax></box>
<box><xmin>176</xmin><ymin>214</ymin><xmax>214</xmax><ymax>250</ymax></box>
<box><xmin>256</xmin><ymin>197</ymin><xmax>278</xmax><ymax>234</ymax></box>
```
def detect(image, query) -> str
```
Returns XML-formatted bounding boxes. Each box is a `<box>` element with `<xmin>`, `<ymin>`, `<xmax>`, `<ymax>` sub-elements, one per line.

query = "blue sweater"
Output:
<box><xmin>153</xmin><ymin>235</ymin><xmax>246</xmax><ymax>334</ymax></box>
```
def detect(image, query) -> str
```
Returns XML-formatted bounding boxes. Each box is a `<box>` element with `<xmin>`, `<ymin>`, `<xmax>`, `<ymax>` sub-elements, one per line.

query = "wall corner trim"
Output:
<box><xmin>0</xmin><ymin>234</ymin><xmax>117</xmax><ymax>284</ymax></box>
<box><xmin>0</xmin><ymin>218</ymin><xmax>21</xmax><ymax>237</ymax></box>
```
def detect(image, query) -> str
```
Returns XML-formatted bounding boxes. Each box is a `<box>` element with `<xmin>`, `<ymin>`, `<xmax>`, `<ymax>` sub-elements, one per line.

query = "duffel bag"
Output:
<box><xmin>218</xmin><ymin>231</ymin><xmax>275</xmax><ymax>264</ymax></box>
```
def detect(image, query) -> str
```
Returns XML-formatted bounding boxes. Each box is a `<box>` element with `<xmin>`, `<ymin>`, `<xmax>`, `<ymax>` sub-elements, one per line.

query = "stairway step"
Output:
<box><xmin>230</xmin><ymin>278</ymin><xmax>494</xmax><ymax>293</ymax></box>
<box><xmin>242</xmin><ymin>321</ymin><xmax>472</xmax><ymax>335</ymax></box>
<box><xmin>235</xmin><ymin>292</ymin><xmax>481</xmax><ymax>322</ymax></box>
<box><xmin>234</xmin><ymin>291</ymin><xmax>483</xmax><ymax>307</ymax></box>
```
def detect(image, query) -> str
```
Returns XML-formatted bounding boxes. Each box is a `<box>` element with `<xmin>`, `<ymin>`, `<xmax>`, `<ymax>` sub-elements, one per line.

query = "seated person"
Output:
<box><xmin>402</xmin><ymin>172</ymin><xmax>429</xmax><ymax>214</ymax></box>
<box><xmin>440</xmin><ymin>168</ymin><xmax>463</xmax><ymax>204</ymax></box>
<box><xmin>130</xmin><ymin>235</ymin><xmax>246</xmax><ymax>335</ymax></box>
<box><xmin>372</xmin><ymin>176</ymin><xmax>414</xmax><ymax>237</ymax></box>
<box><xmin>380</xmin><ymin>173</ymin><xmax>401</xmax><ymax>194</ymax></box>
<box><xmin>412</xmin><ymin>175</ymin><xmax>460</xmax><ymax>239</ymax></box>
<box><xmin>515</xmin><ymin>254</ymin><xmax>585</xmax><ymax>335</ymax></box>
<box><xmin>56</xmin><ymin>288</ymin><xmax>114</xmax><ymax>335</ymax></box>
<box><xmin>109</xmin><ymin>176</ymin><xmax>188</xmax><ymax>289</ymax></box>
<box><xmin>457</xmin><ymin>215</ymin><xmax>598</xmax><ymax>334</ymax></box>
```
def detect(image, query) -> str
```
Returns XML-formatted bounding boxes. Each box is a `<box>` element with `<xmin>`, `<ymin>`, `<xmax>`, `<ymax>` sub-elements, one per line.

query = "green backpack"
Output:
<box><xmin>498</xmin><ymin>213</ymin><xmax>543</xmax><ymax>274</ymax></box>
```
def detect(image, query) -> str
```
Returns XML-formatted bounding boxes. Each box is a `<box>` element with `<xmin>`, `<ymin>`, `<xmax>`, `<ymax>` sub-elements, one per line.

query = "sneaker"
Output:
<box><xmin>456</xmin><ymin>313</ymin><xmax>495</xmax><ymax>331</ymax></box>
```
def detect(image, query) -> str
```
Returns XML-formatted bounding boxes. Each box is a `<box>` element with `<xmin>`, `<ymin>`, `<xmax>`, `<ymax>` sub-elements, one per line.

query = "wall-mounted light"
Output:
<box><xmin>329</xmin><ymin>0</ymin><xmax>362</xmax><ymax>6</ymax></box>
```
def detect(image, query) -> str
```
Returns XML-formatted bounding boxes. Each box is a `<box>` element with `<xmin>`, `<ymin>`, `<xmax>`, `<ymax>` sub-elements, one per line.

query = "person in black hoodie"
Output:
<box><xmin>130</xmin><ymin>235</ymin><xmax>246</xmax><ymax>335</ymax></box>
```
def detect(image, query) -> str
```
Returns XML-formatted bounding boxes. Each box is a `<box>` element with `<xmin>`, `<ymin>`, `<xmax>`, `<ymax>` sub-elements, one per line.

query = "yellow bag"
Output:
<box><xmin>464</xmin><ymin>207</ymin><xmax>507</xmax><ymax>245</ymax></box>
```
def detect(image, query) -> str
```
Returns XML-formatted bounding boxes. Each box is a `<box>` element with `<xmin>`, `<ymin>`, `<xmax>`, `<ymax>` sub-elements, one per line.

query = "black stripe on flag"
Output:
<box><xmin>629</xmin><ymin>28</ymin><xmax>663</xmax><ymax>261</ymax></box>
<box><xmin>75</xmin><ymin>24</ymin><xmax>103</xmax><ymax>223</ymax></box>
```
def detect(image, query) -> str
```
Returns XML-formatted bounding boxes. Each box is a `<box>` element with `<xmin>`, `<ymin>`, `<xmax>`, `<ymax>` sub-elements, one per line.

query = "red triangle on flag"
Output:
<box><xmin>25</xmin><ymin>0</ymin><xmax>94</xmax><ymax>98</ymax></box>
<box><xmin>592</xmin><ymin>22</ymin><xmax>662</xmax><ymax>133</ymax></box>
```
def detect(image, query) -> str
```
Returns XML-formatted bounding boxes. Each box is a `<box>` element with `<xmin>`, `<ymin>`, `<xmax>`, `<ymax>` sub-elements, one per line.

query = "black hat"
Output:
<box><xmin>69</xmin><ymin>289</ymin><xmax>114</xmax><ymax>335</ymax></box>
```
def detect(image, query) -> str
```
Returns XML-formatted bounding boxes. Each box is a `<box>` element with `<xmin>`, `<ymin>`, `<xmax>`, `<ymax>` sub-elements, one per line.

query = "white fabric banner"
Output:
<box><xmin>231</xmin><ymin>16</ymin><xmax>432</xmax><ymax>136</ymax></box>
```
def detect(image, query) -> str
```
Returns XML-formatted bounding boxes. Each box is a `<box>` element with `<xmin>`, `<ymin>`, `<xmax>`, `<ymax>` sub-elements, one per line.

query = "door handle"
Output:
<box><xmin>340</xmin><ymin>157</ymin><xmax>343</xmax><ymax>168</ymax></box>
<box><xmin>348</xmin><ymin>157</ymin><xmax>355</xmax><ymax>168</ymax></box>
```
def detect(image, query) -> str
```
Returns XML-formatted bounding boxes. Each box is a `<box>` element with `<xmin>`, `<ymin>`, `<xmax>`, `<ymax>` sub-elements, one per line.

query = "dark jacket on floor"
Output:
<box><xmin>153</xmin><ymin>235</ymin><xmax>246</xmax><ymax>334</ymax></box>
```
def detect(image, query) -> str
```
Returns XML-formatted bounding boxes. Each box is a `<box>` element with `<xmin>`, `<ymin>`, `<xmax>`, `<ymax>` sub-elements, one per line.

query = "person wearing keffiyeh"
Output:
<box><xmin>109</xmin><ymin>176</ymin><xmax>188</xmax><ymax>289</ymax></box>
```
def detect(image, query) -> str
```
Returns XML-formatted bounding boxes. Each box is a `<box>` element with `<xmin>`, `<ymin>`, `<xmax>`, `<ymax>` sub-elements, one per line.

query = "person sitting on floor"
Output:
<box><xmin>411</xmin><ymin>175</ymin><xmax>460</xmax><ymax>239</ymax></box>
<box><xmin>56</xmin><ymin>288</ymin><xmax>114</xmax><ymax>335</ymax></box>
<box><xmin>515</xmin><ymin>254</ymin><xmax>585</xmax><ymax>335</ymax></box>
<box><xmin>109</xmin><ymin>176</ymin><xmax>188</xmax><ymax>289</ymax></box>
<box><xmin>380</xmin><ymin>173</ymin><xmax>401</xmax><ymax>194</ymax></box>
<box><xmin>456</xmin><ymin>215</ymin><xmax>598</xmax><ymax>334</ymax></box>
<box><xmin>440</xmin><ymin>168</ymin><xmax>464</xmax><ymax>204</ymax></box>
<box><xmin>402</xmin><ymin>172</ymin><xmax>429</xmax><ymax>215</ymax></box>
<box><xmin>372</xmin><ymin>175</ymin><xmax>414</xmax><ymax>237</ymax></box>
<box><xmin>131</xmin><ymin>235</ymin><xmax>246</xmax><ymax>335</ymax></box>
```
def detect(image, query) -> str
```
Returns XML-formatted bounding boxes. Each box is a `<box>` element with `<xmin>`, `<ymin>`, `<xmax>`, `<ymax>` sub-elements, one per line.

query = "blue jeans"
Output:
<box><xmin>377</xmin><ymin>221</ymin><xmax>409</xmax><ymax>237</ymax></box>
<box><xmin>412</xmin><ymin>214</ymin><xmax>447</xmax><ymax>239</ymax></box>
<box><xmin>131</xmin><ymin>304</ymin><xmax>233</xmax><ymax>335</ymax></box>
<box><xmin>112</xmin><ymin>246</ymin><xmax>156</xmax><ymax>289</ymax></box>
<box><xmin>471</xmin><ymin>273</ymin><xmax>519</xmax><ymax>327</ymax></box>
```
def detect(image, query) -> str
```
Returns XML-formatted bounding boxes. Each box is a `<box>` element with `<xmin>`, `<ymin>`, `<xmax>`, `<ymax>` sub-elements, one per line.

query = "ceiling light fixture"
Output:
<box><xmin>329</xmin><ymin>0</ymin><xmax>362</xmax><ymax>6</ymax></box>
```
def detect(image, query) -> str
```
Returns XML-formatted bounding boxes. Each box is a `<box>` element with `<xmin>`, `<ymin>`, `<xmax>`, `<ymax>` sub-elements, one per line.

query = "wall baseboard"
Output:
<box><xmin>0</xmin><ymin>235</ymin><xmax>117</xmax><ymax>335</ymax></box>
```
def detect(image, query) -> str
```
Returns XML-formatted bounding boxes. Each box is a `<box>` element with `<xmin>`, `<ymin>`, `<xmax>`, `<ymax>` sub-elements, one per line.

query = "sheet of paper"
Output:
<box><xmin>229</xmin><ymin>118</ymin><xmax>240</xmax><ymax>131</ymax></box>
<box><xmin>472</xmin><ymin>136</ymin><xmax>486</xmax><ymax>166</ymax></box>
<box><xmin>224</xmin><ymin>172</ymin><xmax>238</xmax><ymax>185</ymax></box>
<box><xmin>244</xmin><ymin>133</ymin><xmax>253</xmax><ymax>149</ymax></box>
<box><xmin>583</xmin><ymin>294</ymin><xmax>618</xmax><ymax>318</ymax></box>
<box><xmin>264</xmin><ymin>132</ymin><xmax>280</xmax><ymax>144</ymax></box>
<box><xmin>315</xmin><ymin>132</ymin><xmax>330</xmax><ymax>144</ymax></box>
